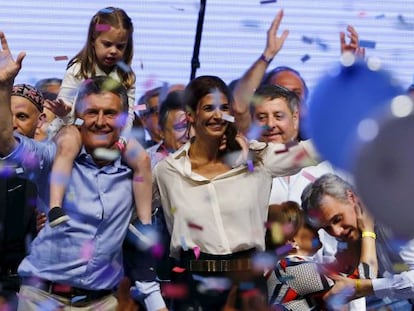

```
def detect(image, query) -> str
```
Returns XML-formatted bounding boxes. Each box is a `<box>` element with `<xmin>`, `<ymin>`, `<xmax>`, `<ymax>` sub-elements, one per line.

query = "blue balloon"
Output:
<box><xmin>306</xmin><ymin>60</ymin><xmax>403</xmax><ymax>170</ymax></box>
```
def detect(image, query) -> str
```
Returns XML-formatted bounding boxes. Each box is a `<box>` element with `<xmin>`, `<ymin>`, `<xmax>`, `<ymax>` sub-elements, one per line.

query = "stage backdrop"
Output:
<box><xmin>1</xmin><ymin>0</ymin><xmax>413</xmax><ymax>100</ymax></box>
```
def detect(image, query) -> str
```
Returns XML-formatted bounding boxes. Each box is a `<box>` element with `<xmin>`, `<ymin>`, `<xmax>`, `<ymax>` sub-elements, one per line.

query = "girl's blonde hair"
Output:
<box><xmin>67</xmin><ymin>7</ymin><xmax>135</xmax><ymax>89</ymax></box>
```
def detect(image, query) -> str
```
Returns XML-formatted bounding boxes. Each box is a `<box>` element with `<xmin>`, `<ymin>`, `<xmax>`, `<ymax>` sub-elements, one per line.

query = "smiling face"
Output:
<box><xmin>93</xmin><ymin>26</ymin><xmax>128</xmax><ymax>72</ymax></box>
<box><xmin>316</xmin><ymin>194</ymin><xmax>360</xmax><ymax>242</ymax></box>
<box><xmin>77</xmin><ymin>92</ymin><xmax>124</xmax><ymax>157</ymax></box>
<box><xmin>189</xmin><ymin>91</ymin><xmax>230</xmax><ymax>140</ymax></box>
<box><xmin>254</xmin><ymin>96</ymin><xmax>298</xmax><ymax>144</ymax></box>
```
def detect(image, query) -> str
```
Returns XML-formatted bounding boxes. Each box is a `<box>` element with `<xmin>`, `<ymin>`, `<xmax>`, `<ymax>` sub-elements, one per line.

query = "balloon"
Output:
<box><xmin>354</xmin><ymin>95</ymin><xmax>414</xmax><ymax>237</ymax></box>
<box><xmin>306</xmin><ymin>58</ymin><xmax>403</xmax><ymax>171</ymax></box>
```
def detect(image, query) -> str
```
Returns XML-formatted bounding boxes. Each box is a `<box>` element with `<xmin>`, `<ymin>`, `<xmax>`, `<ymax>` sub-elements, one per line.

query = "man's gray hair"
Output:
<box><xmin>301</xmin><ymin>173</ymin><xmax>354</xmax><ymax>213</ymax></box>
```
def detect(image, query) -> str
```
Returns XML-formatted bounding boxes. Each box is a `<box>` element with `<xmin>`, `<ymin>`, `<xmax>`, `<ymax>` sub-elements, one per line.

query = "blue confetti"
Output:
<box><xmin>301</xmin><ymin>54</ymin><xmax>311</xmax><ymax>63</ymax></box>
<box><xmin>301</xmin><ymin>36</ymin><xmax>314</xmax><ymax>44</ymax></box>
<box><xmin>359</xmin><ymin>40</ymin><xmax>376</xmax><ymax>49</ymax></box>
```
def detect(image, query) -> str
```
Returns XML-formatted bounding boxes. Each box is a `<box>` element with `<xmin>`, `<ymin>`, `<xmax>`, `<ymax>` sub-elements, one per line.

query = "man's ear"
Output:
<box><xmin>37</xmin><ymin>112</ymin><xmax>46</xmax><ymax>129</ymax></box>
<box><xmin>346</xmin><ymin>189</ymin><xmax>358</xmax><ymax>204</ymax></box>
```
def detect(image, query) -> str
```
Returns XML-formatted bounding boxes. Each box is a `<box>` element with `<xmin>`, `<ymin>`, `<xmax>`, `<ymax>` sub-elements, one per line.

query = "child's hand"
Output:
<box><xmin>44</xmin><ymin>98</ymin><xmax>72</xmax><ymax>117</ymax></box>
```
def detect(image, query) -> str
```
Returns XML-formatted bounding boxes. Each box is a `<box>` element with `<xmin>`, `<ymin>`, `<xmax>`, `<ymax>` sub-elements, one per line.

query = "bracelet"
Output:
<box><xmin>362</xmin><ymin>231</ymin><xmax>376</xmax><ymax>239</ymax></box>
<box><xmin>259</xmin><ymin>53</ymin><xmax>273</xmax><ymax>64</ymax></box>
<box><xmin>355</xmin><ymin>279</ymin><xmax>361</xmax><ymax>295</ymax></box>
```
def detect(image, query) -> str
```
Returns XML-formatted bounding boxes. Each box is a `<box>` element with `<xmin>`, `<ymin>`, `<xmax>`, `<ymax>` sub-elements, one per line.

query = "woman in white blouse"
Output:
<box><xmin>152</xmin><ymin>75</ymin><xmax>319</xmax><ymax>310</ymax></box>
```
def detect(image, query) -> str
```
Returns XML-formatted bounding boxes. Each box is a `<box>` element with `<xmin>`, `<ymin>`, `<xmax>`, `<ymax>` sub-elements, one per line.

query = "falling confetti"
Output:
<box><xmin>54</xmin><ymin>56</ymin><xmax>68</xmax><ymax>61</ymax></box>
<box><xmin>193</xmin><ymin>246</ymin><xmax>201</xmax><ymax>259</ymax></box>
<box><xmin>359</xmin><ymin>40</ymin><xmax>376</xmax><ymax>49</ymax></box>
<box><xmin>95</xmin><ymin>24</ymin><xmax>111</xmax><ymax>32</ymax></box>
<box><xmin>222</xmin><ymin>114</ymin><xmax>235</xmax><ymax>123</ymax></box>
<box><xmin>93</xmin><ymin>148</ymin><xmax>120</xmax><ymax>161</ymax></box>
<box><xmin>117</xmin><ymin>60</ymin><xmax>132</xmax><ymax>73</ymax></box>
<box><xmin>301</xmin><ymin>54</ymin><xmax>311</xmax><ymax>63</ymax></box>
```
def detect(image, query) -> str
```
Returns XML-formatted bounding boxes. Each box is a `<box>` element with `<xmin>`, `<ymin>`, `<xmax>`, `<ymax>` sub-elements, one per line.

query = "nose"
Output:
<box><xmin>266</xmin><ymin>116</ymin><xmax>276</xmax><ymax>129</ymax></box>
<box><xmin>213</xmin><ymin>106</ymin><xmax>223</xmax><ymax>119</ymax></box>
<box><xmin>331</xmin><ymin>225</ymin><xmax>344</xmax><ymax>238</ymax></box>
<box><xmin>95</xmin><ymin>111</ymin><xmax>105</xmax><ymax>128</ymax></box>
<box><xmin>109</xmin><ymin>46</ymin><xmax>117</xmax><ymax>55</ymax></box>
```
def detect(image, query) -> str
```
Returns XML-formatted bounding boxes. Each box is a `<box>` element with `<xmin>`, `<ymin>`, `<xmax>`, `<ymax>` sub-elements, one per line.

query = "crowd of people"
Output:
<box><xmin>1</xmin><ymin>6</ymin><xmax>414</xmax><ymax>311</ymax></box>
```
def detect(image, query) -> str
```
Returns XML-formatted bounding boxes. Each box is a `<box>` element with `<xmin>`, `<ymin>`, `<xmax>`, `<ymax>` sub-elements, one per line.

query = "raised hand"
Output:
<box><xmin>339</xmin><ymin>25</ymin><xmax>365</xmax><ymax>58</ymax></box>
<box><xmin>0</xmin><ymin>31</ymin><xmax>26</xmax><ymax>84</ymax></box>
<box><xmin>263</xmin><ymin>10</ymin><xmax>289</xmax><ymax>59</ymax></box>
<box><xmin>43</xmin><ymin>98</ymin><xmax>72</xmax><ymax>117</ymax></box>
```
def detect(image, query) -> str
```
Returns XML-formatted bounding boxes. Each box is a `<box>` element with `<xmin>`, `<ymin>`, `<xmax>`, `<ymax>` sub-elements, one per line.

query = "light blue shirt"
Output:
<box><xmin>2</xmin><ymin>133</ymin><xmax>133</xmax><ymax>290</ymax></box>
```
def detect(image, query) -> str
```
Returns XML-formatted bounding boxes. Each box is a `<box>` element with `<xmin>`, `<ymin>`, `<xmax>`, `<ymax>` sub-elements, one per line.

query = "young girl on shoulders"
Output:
<box><xmin>44</xmin><ymin>7</ymin><xmax>151</xmax><ymax>227</ymax></box>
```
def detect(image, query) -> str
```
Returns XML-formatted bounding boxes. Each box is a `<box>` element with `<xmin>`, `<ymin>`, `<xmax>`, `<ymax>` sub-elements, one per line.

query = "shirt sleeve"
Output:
<box><xmin>123</xmin><ymin>84</ymin><xmax>136</xmax><ymax>132</ymax></box>
<box><xmin>58</xmin><ymin>63</ymin><xmax>82</xmax><ymax>125</ymax></box>
<box><xmin>257</xmin><ymin>139</ymin><xmax>320</xmax><ymax>177</ymax></box>
<box><xmin>372</xmin><ymin>271</ymin><xmax>414</xmax><ymax>299</ymax></box>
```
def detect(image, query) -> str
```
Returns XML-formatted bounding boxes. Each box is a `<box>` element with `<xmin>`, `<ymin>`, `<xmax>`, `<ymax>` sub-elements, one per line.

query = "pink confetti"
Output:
<box><xmin>302</xmin><ymin>170</ymin><xmax>316</xmax><ymax>182</ymax></box>
<box><xmin>193</xmin><ymin>246</ymin><xmax>200</xmax><ymax>259</ymax></box>
<box><xmin>135</xmin><ymin>104</ymin><xmax>147</xmax><ymax>112</ymax></box>
<box><xmin>54</xmin><ymin>56</ymin><xmax>68</xmax><ymax>61</ymax></box>
<box><xmin>95</xmin><ymin>24</ymin><xmax>111</xmax><ymax>32</ymax></box>
<box><xmin>161</xmin><ymin>283</ymin><xmax>188</xmax><ymax>299</ymax></box>
<box><xmin>172</xmin><ymin>266</ymin><xmax>186</xmax><ymax>273</ymax></box>
<box><xmin>133</xmin><ymin>176</ymin><xmax>145</xmax><ymax>182</ymax></box>
<box><xmin>80</xmin><ymin>239</ymin><xmax>95</xmax><ymax>261</ymax></box>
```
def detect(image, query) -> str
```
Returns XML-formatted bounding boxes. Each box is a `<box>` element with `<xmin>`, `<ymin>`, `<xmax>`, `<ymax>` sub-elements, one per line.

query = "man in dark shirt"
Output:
<box><xmin>0</xmin><ymin>83</ymin><xmax>45</xmax><ymax>307</ymax></box>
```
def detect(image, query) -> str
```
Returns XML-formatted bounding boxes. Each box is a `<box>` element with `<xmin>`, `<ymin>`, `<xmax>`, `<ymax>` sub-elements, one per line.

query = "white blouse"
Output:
<box><xmin>153</xmin><ymin>140</ymin><xmax>319</xmax><ymax>259</ymax></box>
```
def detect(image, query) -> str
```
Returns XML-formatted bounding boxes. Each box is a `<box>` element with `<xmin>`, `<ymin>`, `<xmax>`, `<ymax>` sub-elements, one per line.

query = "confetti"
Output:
<box><xmin>359</xmin><ymin>40</ymin><xmax>376</xmax><ymax>49</ymax></box>
<box><xmin>222</xmin><ymin>114</ymin><xmax>235</xmax><ymax>123</ymax></box>
<box><xmin>247</xmin><ymin>159</ymin><xmax>254</xmax><ymax>172</ymax></box>
<box><xmin>95</xmin><ymin>24</ymin><xmax>111</xmax><ymax>32</ymax></box>
<box><xmin>172</xmin><ymin>266</ymin><xmax>186</xmax><ymax>273</ymax></box>
<box><xmin>74</xmin><ymin>118</ymin><xmax>84</xmax><ymax>126</ymax></box>
<box><xmin>161</xmin><ymin>283</ymin><xmax>188</xmax><ymax>299</ymax></box>
<box><xmin>252</xmin><ymin>252</ymin><xmax>276</xmax><ymax>270</ymax></box>
<box><xmin>301</xmin><ymin>36</ymin><xmax>314</xmax><ymax>44</ymax></box>
<box><xmin>301</xmin><ymin>170</ymin><xmax>316</xmax><ymax>182</ymax></box>
<box><xmin>188</xmin><ymin>221</ymin><xmax>203</xmax><ymax>230</ymax></box>
<box><xmin>93</xmin><ymin>148</ymin><xmax>120</xmax><ymax>161</ymax></box>
<box><xmin>260</xmin><ymin>0</ymin><xmax>277</xmax><ymax>3</ymax></box>
<box><xmin>135</xmin><ymin>104</ymin><xmax>147</xmax><ymax>112</ymax></box>
<box><xmin>133</xmin><ymin>176</ymin><xmax>145</xmax><ymax>182</ymax></box>
<box><xmin>275</xmin><ymin>244</ymin><xmax>293</xmax><ymax>256</ymax></box>
<box><xmin>301</xmin><ymin>54</ymin><xmax>311</xmax><ymax>63</ymax></box>
<box><xmin>375</xmin><ymin>14</ymin><xmax>386</xmax><ymax>19</ymax></box>
<box><xmin>54</xmin><ymin>56</ymin><xmax>68</xmax><ymax>61</ymax></box>
<box><xmin>180</xmin><ymin>235</ymin><xmax>188</xmax><ymax>251</ymax></box>
<box><xmin>15</xmin><ymin>167</ymin><xmax>24</xmax><ymax>174</ymax></box>
<box><xmin>80</xmin><ymin>239</ymin><xmax>95</xmax><ymax>261</ymax></box>
<box><xmin>117</xmin><ymin>61</ymin><xmax>132</xmax><ymax>73</ymax></box>
<box><xmin>193</xmin><ymin>246</ymin><xmax>200</xmax><ymax>259</ymax></box>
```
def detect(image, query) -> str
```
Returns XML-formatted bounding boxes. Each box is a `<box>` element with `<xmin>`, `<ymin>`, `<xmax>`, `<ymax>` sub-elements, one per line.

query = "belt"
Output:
<box><xmin>188</xmin><ymin>258</ymin><xmax>252</xmax><ymax>272</ymax></box>
<box><xmin>22</xmin><ymin>277</ymin><xmax>113</xmax><ymax>302</ymax></box>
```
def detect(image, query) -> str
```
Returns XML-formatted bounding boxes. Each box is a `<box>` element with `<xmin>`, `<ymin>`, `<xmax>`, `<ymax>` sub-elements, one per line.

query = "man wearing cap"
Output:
<box><xmin>0</xmin><ymin>84</ymin><xmax>45</xmax><ymax>308</ymax></box>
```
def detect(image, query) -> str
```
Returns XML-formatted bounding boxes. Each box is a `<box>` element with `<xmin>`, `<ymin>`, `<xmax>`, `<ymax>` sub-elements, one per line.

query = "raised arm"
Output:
<box><xmin>339</xmin><ymin>25</ymin><xmax>365</xmax><ymax>58</ymax></box>
<box><xmin>0</xmin><ymin>31</ymin><xmax>26</xmax><ymax>156</ymax></box>
<box><xmin>232</xmin><ymin>10</ymin><xmax>289</xmax><ymax>134</ymax></box>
